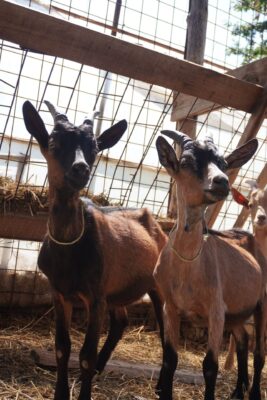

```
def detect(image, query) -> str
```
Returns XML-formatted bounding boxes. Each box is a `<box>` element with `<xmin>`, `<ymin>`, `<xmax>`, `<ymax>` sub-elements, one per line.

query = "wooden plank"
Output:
<box><xmin>0</xmin><ymin>212</ymin><xmax>173</xmax><ymax>241</ymax></box>
<box><xmin>172</xmin><ymin>57</ymin><xmax>267</xmax><ymax>121</ymax></box>
<box><xmin>205</xmin><ymin>88</ymin><xmax>267</xmax><ymax>227</ymax></box>
<box><xmin>0</xmin><ymin>1</ymin><xmax>263</xmax><ymax>113</ymax></box>
<box><xmin>233</xmin><ymin>162</ymin><xmax>267</xmax><ymax>228</ymax></box>
<box><xmin>31</xmin><ymin>348</ymin><xmax>205</xmax><ymax>384</ymax></box>
<box><xmin>0</xmin><ymin>214</ymin><xmax>47</xmax><ymax>241</ymax></box>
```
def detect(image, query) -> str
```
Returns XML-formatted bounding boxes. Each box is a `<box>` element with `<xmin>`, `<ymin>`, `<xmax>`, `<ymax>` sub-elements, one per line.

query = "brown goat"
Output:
<box><xmin>22</xmin><ymin>101</ymin><xmax>167</xmax><ymax>400</ymax></box>
<box><xmin>154</xmin><ymin>130</ymin><xmax>267</xmax><ymax>400</ymax></box>
<box><xmin>224</xmin><ymin>183</ymin><xmax>267</xmax><ymax>370</ymax></box>
<box><xmin>233</xmin><ymin>182</ymin><xmax>267</xmax><ymax>261</ymax></box>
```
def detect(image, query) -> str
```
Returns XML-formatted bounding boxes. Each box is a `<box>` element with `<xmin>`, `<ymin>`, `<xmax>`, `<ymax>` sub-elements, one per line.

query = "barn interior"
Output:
<box><xmin>0</xmin><ymin>0</ymin><xmax>266</xmax><ymax>398</ymax></box>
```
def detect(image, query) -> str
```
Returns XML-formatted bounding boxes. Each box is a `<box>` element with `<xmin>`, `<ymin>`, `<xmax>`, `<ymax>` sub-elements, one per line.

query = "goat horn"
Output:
<box><xmin>44</xmin><ymin>100</ymin><xmax>69</xmax><ymax>123</ymax></box>
<box><xmin>205</xmin><ymin>135</ymin><xmax>214</xmax><ymax>144</ymax></box>
<box><xmin>161</xmin><ymin>130</ymin><xmax>192</xmax><ymax>147</ymax></box>
<box><xmin>83</xmin><ymin>110</ymin><xmax>100</xmax><ymax>127</ymax></box>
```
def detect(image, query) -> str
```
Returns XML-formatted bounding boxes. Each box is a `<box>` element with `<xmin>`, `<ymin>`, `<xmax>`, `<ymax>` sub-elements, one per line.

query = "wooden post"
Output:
<box><xmin>168</xmin><ymin>0</ymin><xmax>208</xmax><ymax>217</ymax></box>
<box><xmin>205</xmin><ymin>87</ymin><xmax>267</xmax><ymax>227</ymax></box>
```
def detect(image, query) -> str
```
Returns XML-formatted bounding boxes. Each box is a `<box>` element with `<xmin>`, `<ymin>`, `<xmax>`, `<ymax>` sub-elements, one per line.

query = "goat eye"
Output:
<box><xmin>48</xmin><ymin>138</ymin><xmax>56</xmax><ymax>151</ymax></box>
<box><xmin>218</xmin><ymin>159</ymin><xmax>227</xmax><ymax>171</ymax></box>
<box><xmin>180</xmin><ymin>158</ymin><xmax>193</xmax><ymax>170</ymax></box>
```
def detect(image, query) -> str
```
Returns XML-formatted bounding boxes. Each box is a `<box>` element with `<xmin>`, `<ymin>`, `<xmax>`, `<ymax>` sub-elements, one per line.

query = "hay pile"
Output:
<box><xmin>0</xmin><ymin>177</ymin><xmax>113</xmax><ymax>216</ymax></box>
<box><xmin>0</xmin><ymin>311</ymin><xmax>266</xmax><ymax>399</ymax></box>
<box><xmin>0</xmin><ymin>177</ymin><xmax>49</xmax><ymax>216</ymax></box>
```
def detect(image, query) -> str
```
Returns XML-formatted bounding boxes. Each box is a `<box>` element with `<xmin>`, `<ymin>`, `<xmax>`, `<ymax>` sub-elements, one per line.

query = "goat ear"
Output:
<box><xmin>97</xmin><ymin>119</ymin><xmax>127</xmax><ymax>152</ymax></box>
<box><xmin>22</xmin><ymin>101</ymin><xmax>49</xmax><ymax>149</ymax></box>
<box><xmin>225</xmin><ymin>139</ymin><xmax>258</xmax><ymax>169</ymax></box>
<box><xmin>156</xmin><ymin>136</ymin><xmax>179</xmax><ymax>177</ymax></box>
<box><xmin>245</xmin><ymin>179</ymin><xmax>258</xmax><ymax>190</ymax></box>
<box><xmin>231</xmin><ymin>187</ymin><xmax>250</xmax><ymax>208</ymax></box>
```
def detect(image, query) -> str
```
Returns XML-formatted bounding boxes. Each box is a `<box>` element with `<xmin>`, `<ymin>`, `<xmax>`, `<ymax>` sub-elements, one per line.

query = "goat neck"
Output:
<box><xmin>170</xmin><ymin>187</ymin><xmax>205</xmax><ymax>262</ymax></box>
<box><xmin>254</xmin><ymin>228</ymin><xmax>267</xmax><ymax>260</ymax></box>
<box><xmin>250</xmin><ymin>187</ymin><xmax>267</xmax><ymax>259</ymax></box>
<box><xmin>48</xmin><ymin>188</ymin><xmax>84</xmax><ymax>244</ymax></box>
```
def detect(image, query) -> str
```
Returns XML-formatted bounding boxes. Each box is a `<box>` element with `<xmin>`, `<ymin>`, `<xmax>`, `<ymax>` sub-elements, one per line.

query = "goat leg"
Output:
<box><xmin>148</xmin><ymin>289</ymin><xmax>164</xmax><ymax>347</ymax></box>
<box><xmin>53</xmin><ymin>293</ymin><xmax>73</xmax><ymax>400</ymax></box>
<box><xmin>203</xmin><ymin>306</ymin><xmax>224</xmax><ymax>400</ymax></box>
<box><xmin>230</xmin><ymin>326</ymin><xmax>249</xmax><ymax>399</ymax></box>
<box><xmin>96</xmin><ymin>306</ymin><xmax>128</xmax><ymax>374</ymax></box>
<box><xmin>249</xmin><ymin>301</ymin><xmax>267</xmax><ymax>400</ymax></box>
<box><xmin>78</xmin><ymin>298</ymin><xmax>106</xmax><ymax>400</ymax></box>
<box><xmin>156</xmin><ymin>302</ymin><xmax>179</xmax><ymax>400</ymax></box>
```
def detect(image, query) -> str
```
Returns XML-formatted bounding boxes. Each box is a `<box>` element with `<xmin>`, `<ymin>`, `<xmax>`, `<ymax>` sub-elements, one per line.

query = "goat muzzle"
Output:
<box><xmin>205</xmin><ymin>176</ymin><xmax>230</xmax><ymax>202</ymax></box>
<box><xmin>65</xmin><ymin>162</ymin><xmax>90</xmax><ymax>191</ymax></box>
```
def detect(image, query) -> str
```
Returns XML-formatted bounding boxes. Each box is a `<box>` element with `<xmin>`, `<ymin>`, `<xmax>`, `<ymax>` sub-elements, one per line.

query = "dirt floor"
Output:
<box><xmin>0</xmin><ymin>310</ymin><xmax>266</xmax><ymax>400</ymax></box>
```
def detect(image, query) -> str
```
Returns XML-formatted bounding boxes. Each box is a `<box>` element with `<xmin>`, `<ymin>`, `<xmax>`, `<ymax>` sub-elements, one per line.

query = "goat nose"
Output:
<box><xmin>213</xmin><ymin>174</ymin><xmax>229</xmax><ymax>187</ymax></box>
<box><xmin>72</xmin><ymin>162</ymin><xmax>90</xmax><ymax>176</ymax></box>
<box><xmin>257</xmin><ymin>214</ymin><xmax>266</xmax><ymax>222</ymax></box>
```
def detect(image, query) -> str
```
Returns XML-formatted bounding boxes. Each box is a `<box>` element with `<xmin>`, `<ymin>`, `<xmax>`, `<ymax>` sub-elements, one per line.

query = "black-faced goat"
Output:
<box><xmin>22</xmin><ymin>101</ymin><xmax>167</xmax><ymax>400</ymax></box>
<box><xmin>154</xmin><ymin>130</ymin><xmax>267</xmax><ymax>400</ymax></box>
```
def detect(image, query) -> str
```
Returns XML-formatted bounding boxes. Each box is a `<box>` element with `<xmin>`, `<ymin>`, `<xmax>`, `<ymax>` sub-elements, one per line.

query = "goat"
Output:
<box><xmin>22</xmin><ymin>100</ymin><xmax>167</xmax><ymax>400</ymax></box>
<box><xmin>154</xmin><ymin>130</ymin><xmax>267</xmax><ymax>400</ymax></box>
<box><xmin>232</xmin><ymin>182</ymin><xmax>267</xmax><ymax>261</ymax></box>
<box><xmin>224</xmin><ymin>183</ymin><xmax>267</xmax><ymax>370</ymax></box>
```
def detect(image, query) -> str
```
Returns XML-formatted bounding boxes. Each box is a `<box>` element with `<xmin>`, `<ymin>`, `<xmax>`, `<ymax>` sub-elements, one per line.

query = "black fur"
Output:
<box><xmin>39</xmin><ymin>210</ymin><xmax>103</xmax><ymax>298</ymax></box>
<box><xmin>231</xmin><ymin>329</ymin><xmax>249</xmax><ymax>399</ymax></box>
<box><xmin>180</xmin><ymin>139</ymin><xmax>227</xmax><ymax>179</ymax></box>
<box><xmin>202</xmin><ymin>349</ymin><xmax>218</xmax><ymax>400</ymax></box>
<box><xmin>157</xmin><ymin>341</ymin><xmax>178</xmax><ymax>400</ymax></box>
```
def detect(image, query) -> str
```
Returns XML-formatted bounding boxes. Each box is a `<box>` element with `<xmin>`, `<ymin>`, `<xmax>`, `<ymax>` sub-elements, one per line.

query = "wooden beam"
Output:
<box><xmin>0</xmin><ymin>1</ymin><xmax>263</xmax><ymax>113</ymax></box>
<box><xmin>0</xmin><ymin>214</ymin><xmax>46</xmax><ymax>242</ymax></box>
<box><xmin>0</xmin><ymin>212</ymin><xmax>173</xmax><ymax>241</ymax></box>
<box><xmin>31</xmin><ymin>348</ymin><xmax>205</xmax><ymax>384</ymax></box>
<box><xmin>205</xmin><ymin>87</ymin><xmax>267</xmax><ymax>227</ymax></box>
<box><xmin>168</xmin><ymin>0</ymin><xmax>208</xmax><ymax>218</ymax></box>
<box><xmin>233</xmin><ymin>163</ymin><xmax>267</xmax><ymax>228</ymax></box>
<box><xmin>172</xmin><ymin>57</ymin><xmax>267</xmax><ymax>121</ymax></box>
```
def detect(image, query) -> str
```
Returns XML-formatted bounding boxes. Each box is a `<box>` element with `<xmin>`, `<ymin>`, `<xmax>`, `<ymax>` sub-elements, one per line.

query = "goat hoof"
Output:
<box><xmin>155</xmin><ymin>389</ymin><xmax>172</xmax><ymax>400</ymax></box>
<box><xmin>249</xmin><ymin>389</ymin><xmax>261</xmax><ymax>400</ymax></box>
<box><xmin>155</xmin><ymin>385</ymin><xmax>160</xmax><ymax>394</ymax></box>
<box><xmin>54</xmin><ymin>392</ymin><xmax>70</xmax><ymax>400</ymax></box>
<box><xmin>231</xmin><ymin>388</ymin><xmax>245</xmax><ymax>399</ymax></box>
<box><xmin>155</xmin><ymin>383</ymin><xmax>163</xmax><ymax>398</ymax></box>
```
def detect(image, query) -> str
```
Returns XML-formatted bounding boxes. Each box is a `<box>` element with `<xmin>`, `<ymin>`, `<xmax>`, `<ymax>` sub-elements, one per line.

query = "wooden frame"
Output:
<box><xmin>172</xmin><ymin>57</ymin><xmax>267</xmax><ymax>121</ymax></box>
<box><xmin>0</xmin><ymin>1</ymin><xmax>263</xmax><ymax>113</ymax></box>
<box><xmin>0</xmin><ymin>2</ymin><xmax>266</xmax><ymax>237</ymax></box>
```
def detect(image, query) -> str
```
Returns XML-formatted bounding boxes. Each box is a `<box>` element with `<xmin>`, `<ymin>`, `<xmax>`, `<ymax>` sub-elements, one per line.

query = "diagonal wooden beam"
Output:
<box><xmin>0</xmin><ymin>1</ymin><xmax>263</xmax><ymax>113</ymax></box>
<box><xmin>233</xmin><ymin>163</ymin><xmax>267</xmax><ymax>228</ymax></box>
<box><xmin>172</xmin><ymin>57</ymin><xmax>267</xmax><ymax>121</ymax></box>
<box><xmin>205</xmin><ymin>87</ymin><xmax>267</xmax><ymax>227</ymax></box>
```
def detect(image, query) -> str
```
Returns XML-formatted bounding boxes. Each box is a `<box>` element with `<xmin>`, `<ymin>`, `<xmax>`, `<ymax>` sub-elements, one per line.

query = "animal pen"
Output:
<box><xmin>0</xmin><ymin>0</ymin><xmax>267</xmax><ymax>399</ymax></box>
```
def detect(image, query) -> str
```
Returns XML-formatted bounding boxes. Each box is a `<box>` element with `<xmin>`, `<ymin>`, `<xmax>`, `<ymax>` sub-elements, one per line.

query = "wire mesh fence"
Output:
<box><xmin>0</xmin><ymin>0</ymin><xmax>266</xmax><ymax>307</ymax></box>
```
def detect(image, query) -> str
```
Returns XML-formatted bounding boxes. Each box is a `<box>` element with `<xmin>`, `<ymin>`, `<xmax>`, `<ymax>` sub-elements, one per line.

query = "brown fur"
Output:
<box><xmin>22</xmin><ymin>101</ymin><xmax>167</xmax><ymax>400</ymax></box>
<box><xmin>91</xmin><ymin>207</ymin><xmax>167</xmax><ymax>305</ymax></box>
<box><xmin>224</xmin><ymin>185</ymin><xmax>267</xmax><ymax>370</ymax></box>
<box><xmin>155</xmin><ymin>132</ymin><xmax>265</xmax><ymax>399</ymax></box>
